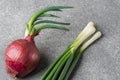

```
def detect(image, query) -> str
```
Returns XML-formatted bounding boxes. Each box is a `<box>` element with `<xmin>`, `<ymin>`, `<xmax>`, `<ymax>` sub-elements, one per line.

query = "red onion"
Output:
<box><xmin>5</xmin><ymin>36</ymin><xmax>40</xmax><ymax>77</ymax></box>
<box><xmin>4</xmin><ymin>6</ymin><xmax>72</xmax><ymax>78</ymax></box>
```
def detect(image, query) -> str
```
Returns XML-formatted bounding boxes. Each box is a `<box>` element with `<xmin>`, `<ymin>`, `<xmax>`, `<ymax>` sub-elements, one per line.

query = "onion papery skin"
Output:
<box><xmin>5</xmin><ymin>37</ymin><xmax>40</xmax><ymax>77</ymax></box>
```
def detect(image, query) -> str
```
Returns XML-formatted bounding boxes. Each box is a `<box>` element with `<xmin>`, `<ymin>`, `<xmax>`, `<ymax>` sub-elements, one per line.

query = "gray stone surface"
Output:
<box><xmin>0</xmin><ymin>0</ymin><xmax>120</xmax><ymax>80</ymax></box>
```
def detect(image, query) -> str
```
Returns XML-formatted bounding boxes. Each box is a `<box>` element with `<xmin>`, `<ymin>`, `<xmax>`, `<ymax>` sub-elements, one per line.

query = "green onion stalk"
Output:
<box><xmin>40</xmin><ymin>22</ymin><xmax>102</xmax><ymax>80</ymax></box>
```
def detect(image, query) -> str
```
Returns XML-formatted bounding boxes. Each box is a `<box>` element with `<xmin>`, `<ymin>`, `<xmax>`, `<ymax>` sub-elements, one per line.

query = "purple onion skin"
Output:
<box><xmin>5</xmin><ymin>36</ymin><xmax>40</xmax><ymax>77</ymax></box>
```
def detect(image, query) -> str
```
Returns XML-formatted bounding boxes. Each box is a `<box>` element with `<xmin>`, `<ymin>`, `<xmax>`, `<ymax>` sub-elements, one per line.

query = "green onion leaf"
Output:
<box><xmin>40</xmin><ymin>45</ymin><xmax>71</xmax><ymax>80</ymax></box>
<box><xmin>33</xmin><ymin>20</ymin><xmax>70</xmax><ymax>26</ymax></box>
<box><xmin>40</xmin><ymin>14</ymin><xmax>60</xmax><ymax>18</ymax></box>
<box><xmin>64</xmin><ymin>50</ymin><xmax>82</xmax><ymax>80</ymax></box>
<box><xmin>28</xmin><ymin>6</ymin><xmax>73</xmax><ymax>27</ymax></box>
<box><xmin>35</xmin><ymin>24</ymin><xmax>69</xmax><ymax>32</ymax></box>
<box><xmin>26</xmin><ymin>6</ymin><xmax>72</xmax><ymax>36</ymax></box>
<box><xmin>58</xmin><ymin>53</ymin><xmax>74</xmax><ymax>80</ymax></box>
<box><xmin>45</xmin><ymin>50</ymin><xmax>71</xmax><ymax>80</ymax></box>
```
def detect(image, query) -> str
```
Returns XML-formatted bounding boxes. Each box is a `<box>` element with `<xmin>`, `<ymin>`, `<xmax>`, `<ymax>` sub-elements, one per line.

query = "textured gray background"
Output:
<box><xmin>0</xmin><ymin>0</ymin><xmax>120</xmax><ymax>80</ymax></box>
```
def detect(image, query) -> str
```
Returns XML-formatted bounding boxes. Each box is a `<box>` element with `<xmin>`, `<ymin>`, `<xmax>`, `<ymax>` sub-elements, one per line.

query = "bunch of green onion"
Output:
<box><xmin>41</xmin><ymin>22</ymin><xmax>102</xmax><ymax>80</ymax></box>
